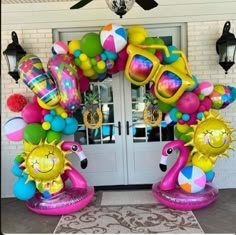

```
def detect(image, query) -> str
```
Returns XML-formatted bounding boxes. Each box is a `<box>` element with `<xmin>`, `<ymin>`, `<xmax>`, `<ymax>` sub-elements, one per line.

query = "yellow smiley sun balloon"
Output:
<box><xmin>20</xmin><ymin>140</ymin><xmax>71</xmax><ymax>194</ymax></box>
<box><xmin>186</xmin><ymin>111</ymin><xmax>236</xmax><ymax>164</ymax></box>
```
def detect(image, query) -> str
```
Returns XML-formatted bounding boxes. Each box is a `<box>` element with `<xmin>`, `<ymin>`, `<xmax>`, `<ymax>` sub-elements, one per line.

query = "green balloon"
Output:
<box><xmin>180</xmin><ymin>133</ymin><xmax>192</xmax><ymax>143</ymax></box>
<box><xmin>80</xmin><ymin>33</ymin><xmax>103</xmax><ymax>57</ymax></box>
<box><xmin>46</xmin><ymin>130</ymin><xmax>62</xmax><ymax>144</ymax></box>
<box><xmin>142</xmin><ymin>37</ymin><xmax>156</xmax><ymax>54</ymax></box>
<box><xmin>155</xmin><ymin>37</ymin><xmax>165</xmax><ymax>45</ymax></box>
<box><xmin>158</xmin><ymin>100</ymin><xmax>173</xmax><ymax>113</ymax></box>
<box><xmin>174</xmin><ymin>126</ymin><xmax>182</xmax><ymax>139</ymax></box>
<box><xmin>23</xmin><ymin>123</ymin><xmax>46</xmax><ymax>145</ymax></box>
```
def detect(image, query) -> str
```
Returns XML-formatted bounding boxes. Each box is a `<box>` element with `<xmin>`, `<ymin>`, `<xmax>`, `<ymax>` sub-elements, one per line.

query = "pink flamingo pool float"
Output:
<box><xmin>152</xmin><ymin>140</ymin><xmax>219</xmax><ymax>210</ymax></box>
<box><xmin>26</xmin><ymin>141</ymin><xmax>94</xmax><ymax>215</ymax></box>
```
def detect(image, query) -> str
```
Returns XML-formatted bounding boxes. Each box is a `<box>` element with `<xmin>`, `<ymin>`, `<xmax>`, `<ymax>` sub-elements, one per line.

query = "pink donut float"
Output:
<box><xmin>26</xmin><ymin>186</ymin><xmax>94</xmax><ymax>215</ymax></box>
<box><xmin>152</xmin><ymin>182</ymin><xmax>218</xmax><ymax>210</ymax></box>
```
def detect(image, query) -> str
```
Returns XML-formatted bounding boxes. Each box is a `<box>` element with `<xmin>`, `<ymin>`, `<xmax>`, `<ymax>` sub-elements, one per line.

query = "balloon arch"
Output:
<box><xmin>4</xmin><ymin>23</ymin><xmax>236</xmax><ymax>213</ymax></box>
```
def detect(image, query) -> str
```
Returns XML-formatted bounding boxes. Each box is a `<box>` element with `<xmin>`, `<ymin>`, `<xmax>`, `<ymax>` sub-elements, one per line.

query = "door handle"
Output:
<box><xmin>114</xmin><ymin>122</ymin><xmax>121</xmax><ymax>135</ymax></box>
<box><xmin>126</xmin><ymin>121</ymin><xmax>130</xmax><ymax>135</ymax></box>
<box><xmin>118</xmin><ymin>121</ymin><xmax>121</xmax><ymax>135</ymax></box>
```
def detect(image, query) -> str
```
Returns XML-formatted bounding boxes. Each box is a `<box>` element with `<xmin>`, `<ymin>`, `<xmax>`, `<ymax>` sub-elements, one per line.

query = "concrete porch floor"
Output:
<box><xmin>1</xmin><ymin>188</ymin><xmax>236</xmax><ymax>234</ymax></box>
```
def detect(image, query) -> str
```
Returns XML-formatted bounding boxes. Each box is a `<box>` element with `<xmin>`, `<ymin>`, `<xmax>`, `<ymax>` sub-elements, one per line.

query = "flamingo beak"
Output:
<box><xmin>159</xmin><ymin>154</ymin><xmax>167</xmax><ymax>172</ymax></box>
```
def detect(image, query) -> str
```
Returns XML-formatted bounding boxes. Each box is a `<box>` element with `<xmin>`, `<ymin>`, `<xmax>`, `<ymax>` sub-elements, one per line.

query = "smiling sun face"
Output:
<box><xmin>21</xmin><ymin>140</ymin><xmax>71</xmax><ymax>194</ymax></box>
<box><xmin>187</xmin><ymin>111</ymin><xmax>235</xmax><ymax>163</ymax></box>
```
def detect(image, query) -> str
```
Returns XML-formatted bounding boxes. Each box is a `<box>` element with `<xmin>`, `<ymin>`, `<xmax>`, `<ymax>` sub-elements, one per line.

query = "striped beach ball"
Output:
<box><xmin>178</xmin><ymin>165</ymin><xmax>206</xmax><ymax>193</ymax></box>
<box><xmin>100</xmin><ymin>24</ymin><xmax>127</xmax><ymax>53</ymax></box>
<box><xmin>4</xmin><ymin>117</ymin><xmax>26</xmax><ymax>141</ymax></box>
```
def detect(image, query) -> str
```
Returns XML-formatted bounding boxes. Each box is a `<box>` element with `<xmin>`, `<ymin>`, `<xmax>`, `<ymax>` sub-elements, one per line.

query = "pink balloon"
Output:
<box><xmin>118</xmin><ymin>45</ymin><xmax>128</xmax><ymax>60</ymax></box>
<box><xmin>79</xmin><ymin>76</ymin><xmax>90</xmax><ymax>93</ymax></box>
<box><xmin>186</xmin><ymin>112</ymin><xmax>198</xmax><ymax>125</ymax></box>
<box><xmin>155</xmin><ymin>50</ymin><xmax>163</xmax><ymax>63</ymax></box>
<box><xmin>116</xmin><ymin>59</ymin><xmax>126</xmax><ymax>71</ymax></box>
<box><xmin>107</xmin><ymin>65</ymin><xmax>119</xmax><ymax>74</ymax></box>
<box><xmin>199</xmin><ymin>96</ymin><xmax>212</xmax><ymax>111</ymax></box>
<box><xmin>22</xmin><ymin>102</ymin><xmax>44</xmax><ymax>123</ymax></box>
<box><xmin>176</xmin><ymin>92</ymin><xmax>200</xmax><ymax>114</ymax></box>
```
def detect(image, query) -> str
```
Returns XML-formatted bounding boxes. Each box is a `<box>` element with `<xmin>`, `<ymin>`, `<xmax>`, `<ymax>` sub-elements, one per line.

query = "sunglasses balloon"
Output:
<box><xmin>125</xmin><ymin>44</ymin><xmax>195</xmax><ymax>104</ymax></box>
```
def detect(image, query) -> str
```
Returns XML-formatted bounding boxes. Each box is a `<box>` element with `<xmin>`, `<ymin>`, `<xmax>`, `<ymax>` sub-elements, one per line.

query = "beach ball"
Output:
<box><xmin>52</xmin><ymin>41</ymin><xmax>68</xmax><ymax>55</ymax></box>
<box><xmin>100</xmin><ymin>24</ymin><xmax>127</xmax><ymax>53</ymax></box>
<box><xmin>198</xmin><ymin>81</ymin><xmax>214</xmax><ymax>96</ymax></box>
<box><xmin>209</xmin><ymin>84</ymin><xmax>231</xmax><ymax>109</ymax></box>
<box><xmin>178</xmin><ymin>165</ymin><xmax>206</xmax><ymax>193</ymax></box>
<box><xmin>4</xmin><ymin>117</ymin><xmax>27</xmax><ymax>141</ymax></box>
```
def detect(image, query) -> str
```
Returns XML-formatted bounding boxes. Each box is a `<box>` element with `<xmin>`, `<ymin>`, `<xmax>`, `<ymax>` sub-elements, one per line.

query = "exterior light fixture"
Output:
<box><xmin>3</xmin><ymin>31</ymin><xmax>26</xmax><ymax>83</ymax></box>
<box><xmin>216</xmin><ymin>21</ymin><xmax>236</xmax><ymax>74</ymax></box>
<box><xmin>105</xmin><ymin>0</ymin><xmax>135</xmax><ymax>18</ymax></box>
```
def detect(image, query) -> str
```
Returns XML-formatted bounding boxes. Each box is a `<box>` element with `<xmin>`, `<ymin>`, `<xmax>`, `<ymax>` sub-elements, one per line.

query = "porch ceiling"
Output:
<box><xmin>2</xmin><ymin>0</ymin><xmax>75</xmax><ymax>3</ymax></box>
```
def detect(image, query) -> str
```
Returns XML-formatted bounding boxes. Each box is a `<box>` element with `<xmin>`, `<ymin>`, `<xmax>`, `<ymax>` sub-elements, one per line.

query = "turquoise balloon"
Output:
<box><xmin>12</xmin><ymin>162</ymin><xmax>23</xmax><ymax>177</ymax></box>
<box><xmin>80</xmin><ymin>33</ymin><xmax>103</xmax><ymax>57</ymax></box>
<box><xmin>13</xmin><ymin>177</ymin><xmax>36</xmax><ymax>200</ymax></box>
<box><xmin>163</xmin><ymin>45</ymin><xmax>180</xmax><ymax>64</ymax></box>
<box><xmin>23</xmin><ymin>123</ymin><xmax>47</xmax><ymax>145</ymax></box>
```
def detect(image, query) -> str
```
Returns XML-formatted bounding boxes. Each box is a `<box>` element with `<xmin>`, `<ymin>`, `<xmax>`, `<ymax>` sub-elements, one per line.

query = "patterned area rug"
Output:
<box><xmin>53</xmin><ymin>190</ymin><xmax>204</xmax><ymax>234</ymax></box>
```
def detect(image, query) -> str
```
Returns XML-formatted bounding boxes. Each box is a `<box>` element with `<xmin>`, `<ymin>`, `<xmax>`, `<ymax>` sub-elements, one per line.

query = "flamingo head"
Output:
<box><xmin>160</xmin><ymin>140</ymin><xmax>187</xmax><ymax>172</ymax></box>
<box><xmin>61</xmin><ymin>141</ymin><xmax>88</xmax><ymax>169</ymax></box>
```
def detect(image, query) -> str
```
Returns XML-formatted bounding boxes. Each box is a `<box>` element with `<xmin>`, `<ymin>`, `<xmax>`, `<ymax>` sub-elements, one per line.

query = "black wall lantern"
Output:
<box><xmin>216</xmin><ymin>21</ymin><xmax>236</xmax><ymax>74</ymax></box>
<box><xmin>3</xmin><ymin>31</ymin><xmax>26</xmax><ymax>83</ymax></box>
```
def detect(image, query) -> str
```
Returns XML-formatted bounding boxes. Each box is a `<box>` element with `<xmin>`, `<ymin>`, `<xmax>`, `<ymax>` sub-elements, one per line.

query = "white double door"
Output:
<box><xmin>57</xmin><ymin>24</ymin><xmax>185</xmax><ymax>186</ymax></box>
<box><xmin>73</xmin><ymin>75</ymin><xmax>173</xmax><ymax>186</ymax></box>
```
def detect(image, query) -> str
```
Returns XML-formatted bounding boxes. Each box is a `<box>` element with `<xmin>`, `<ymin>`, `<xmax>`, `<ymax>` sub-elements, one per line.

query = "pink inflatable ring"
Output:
<box><xmin>152</xmin><ymin>182</ymin><xmax>219</xmax><ymax>210</ymax></box>
<box><xmin>26</xmin><ymin>186</ymin><xmax>94</xmax><ymax>215</ymax></box>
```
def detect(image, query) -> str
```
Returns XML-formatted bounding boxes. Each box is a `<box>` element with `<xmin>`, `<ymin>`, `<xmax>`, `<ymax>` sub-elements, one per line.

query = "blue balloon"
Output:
<box><xmin>104</xmin><ymin>50</ymin><xmax>118</xmax><ymax>60</ymax></box>
<box><xmin>13</xmin><ymin>177</ymin><xmax>36</xmax><ymax>200</ymax></box>
<box><xmin>163</xmin><ymin>46</ymin><xmax>180</xmax><ymax>64</ymax></box>
<box><xmin>169</xmin><ymin>107</ymin><xmax>179</xmax><ymax>122</ymax></box>
<box><xmin>205</xmin><ymin>170</ymin><xmax>215</xmax><ymax>182</ymax></box>
<box><xmin>62</xmin><ymin>117</ymin><xmax>78</xmax><ymax>135</ymax></box>
<box><xmin>12</xmin><ymin>162</ymin><xmax>23</xmax><ymax>177</ymax></box>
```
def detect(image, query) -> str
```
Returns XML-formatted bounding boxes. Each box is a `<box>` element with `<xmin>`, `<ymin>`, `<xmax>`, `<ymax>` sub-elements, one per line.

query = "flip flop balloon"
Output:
<box><xmin>48</xmin><ymin>54</ymin><xmax>81</xmax><ymax>112</ymax></box>
<box><xmin>18</xmin><ymin>55</ymin><xmax>60</xmax><ymax>107</ymax></box>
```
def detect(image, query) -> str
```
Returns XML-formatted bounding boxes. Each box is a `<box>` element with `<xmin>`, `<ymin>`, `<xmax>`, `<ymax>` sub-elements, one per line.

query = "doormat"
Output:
<box><xmin>98</xmin><ymin>190</ymin><xmax>158</xmax><ymax>206</ymax></box>
<box><xmin>53</xmin><ymin>190</ymin><xmax>204</xmax><ymax>234</ymax></box>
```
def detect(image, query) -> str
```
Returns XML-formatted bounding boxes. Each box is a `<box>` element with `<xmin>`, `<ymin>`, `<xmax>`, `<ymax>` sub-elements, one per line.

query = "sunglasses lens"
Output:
<box><xmin>128</xmin><ymin>55</ymin><xmax>154</xmax><ymax>83</ymax></box>
<box><xmin>156</xmin><ymin>71</ymin><xmax>182</xmax><ymax>98</ymax></box>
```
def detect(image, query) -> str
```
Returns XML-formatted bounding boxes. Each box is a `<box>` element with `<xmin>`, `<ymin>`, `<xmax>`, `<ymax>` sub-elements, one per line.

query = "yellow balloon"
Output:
<box><xmin>37</xmin><ymin>97</ymin><xmax>58</xmax><ymax>110</ymax></box>
<box><xmin>68</xmin><ymin>40</ymin><xmax>81</xmax><ymax>54</ymax></box>
<box><xmin>80</xmin><ymin>61</ymin><xmax>92</xmax><ymax>70</ymax></box>
<box><xmin>128</xmin><ymin>33</ymin><xmax>146</xmax><ymax>45</ymax></box>
<box><xmin>192</xmin><ymin>153</ymin><xmax>214</xmax><ymax>172</ymax></box>
<box><xmin>79</xmin><ymin>53</ymin><xmax>88</xmax><ymax>62</ymax></box>
<box><xmin>97</xmin><ymin>61</ymin><xmax>106</xmax><ymax>70</ymax></box>
<box><xmin>42</xmin><ymin>122</ymin><xmax>51</xmax><ymax>130</ymax></box>
<box><xmin>176</xmin><ymin>123</ymin><xmax>191</xmax><ymax>133</ymax></box>
<box><xmin>128</xmin><ymin>25</ymin><xmax>148</xmax><ymax>38</ymax></box>
<box><xmin>83</xmin><ymin>68</ymin><xmax>96</xmax><ymax>77</ymax></box>
<box><xmin>55</xmin><ymin>106</ymin><xmax>68</xmax><ymax>119</ymax></box>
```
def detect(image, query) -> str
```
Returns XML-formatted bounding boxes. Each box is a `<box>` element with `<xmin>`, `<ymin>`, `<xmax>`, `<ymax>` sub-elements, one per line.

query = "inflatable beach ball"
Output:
<box><xmin>178</xmin><ymin>165</ymin><xmax>206</xmax><ymax>193</ymax></box>
<box><xmin>100</xmin><ymin>24</ymin><xmax>127</xmax><ymax>53</ymax></box>
<box><xmin>4</xmin><ymin>117</ymin><xmax>27</xmax><ymax>141</ymax></box>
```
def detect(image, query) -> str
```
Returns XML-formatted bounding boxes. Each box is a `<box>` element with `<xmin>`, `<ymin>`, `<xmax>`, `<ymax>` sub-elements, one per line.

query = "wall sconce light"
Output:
<box><xmin>105</xmin><ymin>0</ymin><xmax>135</xmax><ymax>18</ymax></box>
<box><xmin>3</xmin><ymin>31</ymin><xmax>26</xmax><ymax>83</ymax></box>
<box><xmin>216</xmin><ymin>21</ymin><xmax>236</xmax><ymax>74</ymax></box>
